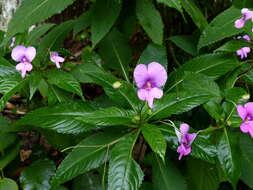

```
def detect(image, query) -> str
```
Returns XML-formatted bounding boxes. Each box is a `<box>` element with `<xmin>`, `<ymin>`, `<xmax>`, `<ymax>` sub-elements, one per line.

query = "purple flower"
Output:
<box><xmin>237</xmin><ymin>102</ymin><xmax>253</xmax><ymax>138</ymax></box>
<box><xmin>50</xmin><ymin>52</ymin><xmax>64</xmax><ymax>68</ymax></box>
<box><xmin>235</xmin><ymin>8</ymin><xmax>253</xmax><ymax>28</ymax></box>
<box><xmin>11</xmin><ymin>45</ymin><xmax>36</xmax><ymax>78</ymax></box>
<box><xmin>237</xmin><ymin>35</ymin><xmax>251</xmax><ymax>59</ymax></box>
<box><xmin>175</xmin><ymin>123</ymin><xmax>197</xmax><ymax>160</ymax></box>
<box><xmin>10</xmin><ymin>37</ymin><xmax>15</xmax><ymax>47</ymax></box>
<box><xmin>133</xmin><ymin>62</ymin><xmax>167</xmax><ymax>109</ymax></box>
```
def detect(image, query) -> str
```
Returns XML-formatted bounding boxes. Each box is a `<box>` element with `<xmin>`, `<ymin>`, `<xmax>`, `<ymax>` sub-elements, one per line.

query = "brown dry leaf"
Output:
<box><xmin>20</xmin><ymin>149</ymin><xmax>32</xmax><ymax>162</ymax></box>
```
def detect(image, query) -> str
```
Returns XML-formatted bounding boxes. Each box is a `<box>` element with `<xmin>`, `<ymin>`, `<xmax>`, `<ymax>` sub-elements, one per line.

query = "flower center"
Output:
<box><xmin>242</xmin><ymin>13</ymin><xmax>247</xmax><ymax>21</ymax></box>
<box><xmin>21</xmin><ymin>57</ymin><xmax>29</xmax><ymax>64</ymax></box>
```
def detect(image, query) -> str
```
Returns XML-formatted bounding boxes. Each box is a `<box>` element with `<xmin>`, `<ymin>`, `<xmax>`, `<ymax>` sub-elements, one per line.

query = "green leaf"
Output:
<box><xmin>136</xmin><ymin>0</ymin><xmax>164</xmax><ymax>45</ymax></box>
<box><xmin>152</xmin><ymin>154</ymin><xmax>187</xmax><ymax>190</ymax></box>
<box><xmin>217</xmin><ymin>129</ymin><xmax>242</xmax><ymax>188</ymax></box>
<box><xmin>73</xmin><ymin>10</ymin><xmax>92</xmax><ymax>36</ymax></box>
<box><xmin>157</xmin><ymin>0</ymin><xmax>182</xmax><ymax>13</ymax></box>
<box><xmin>0</xmin><ymin>57</ymin><xmax>13</xmax><ymax>67</ymax></box>
<box><xmin>0</xmin><ymin>141</ymin><xmax>20</xmax><ymax>169</ymax></box>
<box><xmin>215</xmin><ymin>39</ymin><xmax>253</xmax><ymax>53</ymax></box>
<box><xmin>142</xmin><ymin>124</ymin><xmax>166</xmax><ymax>161</ymax></box>
<box><xmin>108</xmin><ymin>132</ymin><xmax>144</xmax><ymax>190</ymax></box>
<box><xmin>224</xmin><ymin>87</ymin><xmax>248</xmax><ymax>104</ymax></box>
<box><xmin>0</xmin><ymin>132</ymin><xmax>16</xmax><ymax>152</ymax></box>
<box><xmin>46</xmin><ymin>69</ymin><xmax>83</xmax><ymax>99</ymax></box>
<box><xmin>186</xmin><ymin>158</ymin><xmax>220</xmax><ymax>190</ymax></box>
<box><xmin>179</xmin><ymin>0</ymin><xmax>207</xmax><ymax>31</ymax></box>
<box><xmin>51</xmin><ymin>131</ymin><xmax>125</xmax><ymax>188</ymax></box>
<box><xmin>48</xmin><ymin>85</ymin><xmax>73</xmax><ymax>105</ymax></box>
<box><xmin>77</xmin><ymin>107</ymin><xmax>135</xmax><ymax>127</ymax></box>
<box><xmin>203</xmin><ymin>100</ymin><xmax>224</xmax><ymax>121</ymax></box>
<box><xmin>72</xmin><ymin>171</ymin><xmax>101</xmax><ymax>190</ymax></box>
<box><xmin>91</xmin><ymin>0</ymin><xmax>122</xmax><ymax>47</ymax></box>
<box><xmin>6</xmin><ymin>0</ymin><xmax>75</xmax><ymax>40</ymax></box>
<box><xmin>20</xmin><ymin>159</ymin><xmax>56</xmax><ymax>190</ymax></box>
<box><xmin>138</xmin><ymin>43</ymin><xmax>168</xmax><ymax>70</ymax></box>
<box><xmin>140</xmin><ymin>182</ymin><xmax>153</xmax><ymax>190</ymax></box>
<box><xmin>29</xmin><ymin>71</ymin><xmax>42</xmax><ymax>100</ymax></box>
<box><xmin>98</xmin><ymin>28</ymin><xmax>131</xmax><ymax>82</ymax></box>
<box><xmin>240</xmin><ymin>134</ymin><xmax>253</xmax><ymax>189</ymax></box>
<box><xmin>13</xmin><ymin>102</ymin><xmax>96</xmax><ymax>134</ymax></box>
<box><xmin>198</xmin><ymin>7</ymin><xmax>244</xmax><ymax>50</ymax></box>
<box><xmin>26</xmin><ymin>23</ymin><xmax>55</xmax><ymax>45</ymax></box>
<box><xmin>0</xmin><ymin>178</ymin><xmax>18</xmax><ymax>190</ymax></box>
<box><xmin>165</xmin><ymin>53</ymin><xmax>240</xmax><ymax>92</ymax></box>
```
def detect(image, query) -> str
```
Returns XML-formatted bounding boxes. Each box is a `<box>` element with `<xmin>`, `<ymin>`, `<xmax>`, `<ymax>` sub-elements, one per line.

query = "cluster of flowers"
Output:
<box><xmin>10</xmin><ymin>38</ymin><xmax>64</xmax><ymax>78</ymax></box>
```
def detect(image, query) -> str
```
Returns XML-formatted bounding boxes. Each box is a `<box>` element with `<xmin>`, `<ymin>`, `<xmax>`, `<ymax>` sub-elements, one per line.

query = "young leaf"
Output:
<box><xmin>0</xmin><ymin>178</ymin><xmax>18</xmax><ymax>190</ymax></box>
<box><xmin>138</xmin><ymin>43</ymin><xmax>168</xmax><ymax>70</ymax></box>
<box><xmin>51</xmin><ymin>131</ymin><xmax>126</xmax><ymax>188</ymax></box>
<box><xmin>98</xmin><ymin>28</ymin><xmax>131</xmax><ymax>82</ymax></box>
<box><xmin>91</xmin><ymin>0</ymin><xmax>122</xmax><ymax>47</ymax></box>
<box><xmin>217</xmin><ymin>129</ymin><xmax>242</xmax><ymax>188</ymax></box>
<box><xmin>142</xmin><ymin>124</ymin><xmax>167</xmax><ymax>161</ymax></box>
<box><xmin>13</xmin><ymin>102</ymin><xmax>97</xmax><ymax>134</ymax></box>
<box><xmin>20</xmin><ymin>159</ymin><xmax>56</xmax><ymax>190</ymax></box>
<box><xmin>108</xmin><ymin>132</ymin><xmax>144</xmax><ymax>190</ymax></box>
<box><xmin>136</xmin><ymin>0</ymin><xmax>164</xmax><ymax>45</ymax></box>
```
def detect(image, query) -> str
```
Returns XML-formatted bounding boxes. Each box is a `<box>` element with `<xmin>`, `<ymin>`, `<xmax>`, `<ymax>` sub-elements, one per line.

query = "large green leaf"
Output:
<box><xmin>136</xmin><ymin>0</ymin><xmax>164</xmax><ymax>45</ymax></box>
<box><xmin>20</xmin><ymin>159</ymin><xmax>56</xmax><ymax>190</ymax></box>
<box><xmin>0</xmin><ymin>132</ymin><xmax>16</xmax><ymax>152</ymax></box>
<box><xmin>142</xmin><ymin>124</ymin><xmax>166</xmax><ymax>161</ymax></box>
<box><xmin>6</xmin><ymin>0</ymin><xmax>75</xmax><ymax>40</ymax></box>
<box><xmin>98</xmin><ymin>28</ymin><xmax>131</xmax><ymax>82</ymax></box>
<box><xmin>152</xmin><ymin>154</ymin><xmax>187</xmax><ymax>190</ymax></box>
<box><xmin>0</xmin><ymin>178</ymin><xmax>18</xmax><ymax>190</ymax></box>
<box><xmin>48</xmin><ymin>85</ymin><xmax>73</xmax><ymax>105</ymax></box>
<box><xmin>165</xmin><ymin>53</ymin><xmax>240</xmax><ymax>92</ymax></box>
<box><xmin>198</xmin><ymin>7</ymin><xmax>245</xmax><ymax>50</ymax></box>
<box><xmin>179</xmin><ymin>0</ymin><xmax>207</xmax><ymax>31</ymax></box>
<box><xmin>137</xmin><ymin>43</ymin><xmax>168</xmax><ymax>70</ymax></box>
<box><xmin>108</xmin><ymin>132</ymin><xmax>144</xmax><ymax>190</ymax></box>
<box><xmin>46</xmin><ymin>69</ymin><xmax>83</xmax><ymax>99</ymax></box>
<box><xmin>214</xmin><ymin>39</ymin><xmax>253</xmax><ymax>53</ymax></box>
<box><xmin>13</xmin><ymin>102</ymin><xmax>96</xmax><ymax>134</ymax></box>
<box><xmin>240</xmin><ymin>134</ymin><xmax>253</xmax><ymax>189</ymax></box>
<box><xmin>91</xmin><ymin>0</ymin><xmax>122</xmax><ymax>47</ymax></box>
<box><xmin>0</xmin><ymin>141</ymin><xmax>20</xmax><ymax>169</ymax></box>
<box><xmin>217</xmin><ymin>129</ymin><xmax>242</xmax><ymax>188</ymax></box>
<box><xmin>157</xmin><ymin>0</ymin><xmax>182</xmax><ymax>13</ymax></box>
<box><xmin>72</xmin><ymin>171</ymin><xmax>101</xmax><ymax>190</ymax></box>
<box><xmin>186</xmin><ymin>158</ymin><xmax>219</xmax><ymax>190</ymax></box>
<box><xmin>29</xmin><ymin>71</ymin><xmax>42</xmax><ymax>100</ymax></box>
<box><xmin>73</xmin><ymin>10</ymin><xmax>92</xmax><ymax>36</ymax></box>
<box><xmin>51</xmin><ymin>131</ymin><xmax>125</xmax><ymax>188</ymax></box>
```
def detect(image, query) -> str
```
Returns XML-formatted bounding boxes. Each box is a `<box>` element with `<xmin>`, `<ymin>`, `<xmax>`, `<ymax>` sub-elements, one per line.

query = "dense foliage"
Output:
<box><xmin>0</xmin><ymin>0</ymin><xmax>253</xmax><ymax>189</ymax></box>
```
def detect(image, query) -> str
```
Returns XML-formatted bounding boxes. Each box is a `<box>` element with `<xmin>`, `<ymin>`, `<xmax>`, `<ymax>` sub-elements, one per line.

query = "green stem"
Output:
<box><xmin>102</xmin><ymin>145</ymin><xmax>110</xmax><ymax>190</ymax></box>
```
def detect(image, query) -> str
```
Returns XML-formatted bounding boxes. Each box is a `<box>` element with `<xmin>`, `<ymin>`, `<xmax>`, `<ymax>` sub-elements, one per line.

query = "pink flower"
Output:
<box><xmin>175</xmin><ymin>123</ymin><xmax>197</xmax><ymax>160</ymax></box>
<box><xmin>237</xmin><ymin>102</ymin><xmax>253</xmax><ymax>138</ymax></box>
<box><xmin>235</xmin><ymin>8</ymin><xmax>253</xmax><ymax>28</ymax></box>
<box><xmin>11</xmin><ymin>45</ymin><xmax>36</xmax><ymax>78</ymax></box>
<box><xmin>50</xmin><ymin>52</ymin><xmax>64</xmax><ymax>68</ymax></box>
<box><xmin>237</xmin><ymin>35</ymin><xmax>251</xmax><ymax>59</ymax></box>
<box><xmin>133</xmin><ymin>62</ymin><xmax>167</xmax><ymax>109</ymax></box>
<box><xmin>10</xmin><ymin>37</ymin><xmax>15</xmax><ymax>47</ymax></box>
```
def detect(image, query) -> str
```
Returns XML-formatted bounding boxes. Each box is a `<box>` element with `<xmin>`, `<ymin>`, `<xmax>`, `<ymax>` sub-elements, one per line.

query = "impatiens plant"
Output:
<box><xmin>0</xmin><ymin>0</ymin><xmax>253</xmax><ymax>190</ymax></box>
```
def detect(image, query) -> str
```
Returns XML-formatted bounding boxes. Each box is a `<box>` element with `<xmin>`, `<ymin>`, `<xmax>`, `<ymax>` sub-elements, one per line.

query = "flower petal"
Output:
<box><xmin>240</xmin><ymin>122</ymin><xmax>249</xmax><ymax>133</ymax></box>
<box><xmin>236</xmin><ymin>49</ymin><xmax>243</xmax><ymax>59</ymax></box>
<box><xmin>249</xmin><ymin>125</ymin><xmax>253</xmax><ymax>138</ymax></box>
<box><xmin>11</xmin><ymin>45</ymin><xmax>26</xmax><ymax>62</ymax></box>
<box><xmin>137</xmin><ymin>89</ymin><xmax>148</xmax><ymax>101</ymax></box>
<box><xmin>150</xmin><ymin>87</ymin><xmax>163</xmax><ymax>99</ymax></box>
<box><xmin>174</xmin><ymin>127</ymin><xmax>182</xmax><ymax>142</ymax></box>
<box><xmin>243</xmin><ymin>35</ymin><xmax>251</xmax><ymax>42</ymax></box>
<box><xmin>188</xmin><ymin>133</ymin><xmax>197</xmax><ymax>144</ymax></box>
<box><xmin>245</xmin><ymin>102</ymin><xmax>253</xmax><ymax>117</ymax></box>
<box><xmin>134</xmin><ymin>64</ymin><xmax>149</xmax><ymax>88</ymax></box>
<box><xmin>24</xmin><ymin>46</ymin><xmax>36</xmax><ymax>62</ymax></box>
<box><xmin>235</xmin><ymin>19</ymin><xmax>245</xmax><ymax>28</ymax></box>
<box><xmin>180</xmin><ymin>123</ymin><xmax>190</xmax><ymax>134</ymax></box>
<box><xmin>24</xmin><ymin>63</ymin><xmax>33</xmax><ymax>72</ymax></box>
<box><xmin>16</xmin><ymin>63</ymin><xmax>25</xmax><ymax>71</ymax></box>
<box><xmin>147</xmin><ymin>62</ymin><xmax>167</xmax><ymax>87</ymax></box>
<box><xmin>237</xmin><ymin>105</ymin><xmax>247</xmax><ymax>120</ymax></box>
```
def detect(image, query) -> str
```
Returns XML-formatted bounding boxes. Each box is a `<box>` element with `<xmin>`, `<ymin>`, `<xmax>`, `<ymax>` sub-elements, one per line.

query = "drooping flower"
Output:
<box><xmin>235</xmin><ymin>8</ymin><xmax>253</xmax><ymax>28</ymax></box>
<box><xmin>50</xmin><ymin>52</ymin><xmax>64</xmax><ymax>69</ymax></box>
<box><xmin>237</xmin><ymin>35</ymin><xmax>251</xmax><ymax>59</ymax></box>
<box><xmin>175</xmin><ymin>123</ymin><xmax>197</xmax><ymax>160</ymax></box>
<box><xmin>10</xmin><ymin>37</ymin><xmax>15</xmax><ymax>47</ymax></box>
<box><xmin>134</xmin><ymin>62</ymin><xmax>167</xmax><ymax>109</ymax></box>
<box><xmin>11</xmin><ymin>45</ymin><xmax>36</xmax><ymax>78</ymax></box>
<box><xmin>237</xmin><ymin>102</ymin><xmax>253</xmax><ymax>138</ymax></box>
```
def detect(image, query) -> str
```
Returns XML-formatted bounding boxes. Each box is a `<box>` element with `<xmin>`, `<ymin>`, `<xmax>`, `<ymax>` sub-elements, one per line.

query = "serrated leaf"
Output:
<box><xmin>0</xmin><ymin>141</ymin><xmax>20</xmax><ymax>169</ymax></box>
<box><xmin>0</xmin><ymin>178</ymin><xmax>18</xmax><ymax>190</ymax></box>
<box><xmin>98</xmin><ymin>28</ymin><xmax>131</xmax><ymax>82</ymax></box>
<box><xmin>6</xmin><ymin>0</ymin><xmax>75</xmax><ymax>40</ymax></box>
<box><xmin>91</xmin><ymin>0</ymin><xmax>122</xmax><ymax>47</ymax></box>
<box><xmin>108</xmin><ymin>132</ymin><xmax>144</xmax><ymax>190</ymax></box>
<box><xmin>48</xmin><ymin>85</ymin><xmax>73</xmax><ymax>105</ymax></box>
<box><xmin>217</xmin><ymin>129</ymin><xmax>242</xmax><ymax>188</ymax></box>
<box><xmin>136</xmin><ymin>0</ymin><xmax>163</xmax><ymax>45</ymax></box>
<box><xmin>138</xmin><ymin>43</ymin><xmax>167</xmax><ymax>70</ymax></box>
<box><xmin>20</xmin><ymin>159</ymin><xmax>56</xmax><ymax>190</ymax></box>
<box><xmin>142</xmin><ymin>124</ymin><xmax>166</xmax><ymax>161</ymax></box>
<box><xmin>152</xmin><ymin>154</ymin><xmax>187</xmax><ymax>190</ymax></box>
<box><xmin>198</xmin><ymin>7</ymin><xmax>244</xmax><ymax>50</ymax></box>
<box><xmin>46</xmin><ymin>69</ymin><xmax>83</xmax><ymax>99</ymax></box>
<box><xmin>224</xmin><ymin>87</ymin><xmax>247</xmax><ymax>104</ymax></box>
<box><xmin>179</xmin><ymin>0</ymin><xmax>207</xmax><ymax>31</ymax></box>
<box><xmin>51</xmin><ymin>131</ymin><xmax>125</xmax><ymax>188</ymax></box>
<box><xmin>13</xmin><ymin>102</ymin><xmax>97</xmax><ymax>134</ymax></box>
